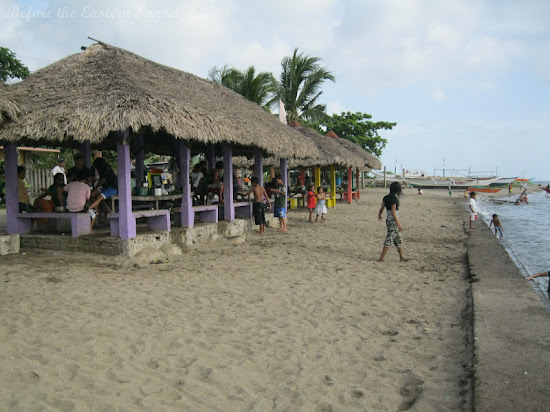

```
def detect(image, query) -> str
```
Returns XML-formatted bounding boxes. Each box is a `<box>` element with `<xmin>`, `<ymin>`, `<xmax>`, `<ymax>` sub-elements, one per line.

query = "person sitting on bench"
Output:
<box><xmin>196</xmin><ymin>161</ymin><xmax>224</xmax><ymax>203</ymax></box>
<box><xmin>64</xmin><ymin>169</ymin><xmax>93</xmax><ymax>230</ymax></box>
<box><xmin>17</xmin><ymin>166</ymin><xmax>35</xmax><ymax>213</ymax></box>
<box><xmin>88</xmin><ymin>158</ymin><xmax>118</xmax><ymax>220</ymax></box>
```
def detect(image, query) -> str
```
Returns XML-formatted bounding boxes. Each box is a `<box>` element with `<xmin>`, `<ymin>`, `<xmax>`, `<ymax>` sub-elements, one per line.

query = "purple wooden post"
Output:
<box><xmin>207</xmin><ymin>144</ymin><xmax>215</xmax><ymax>171</ymax></box>
<box><xmin>177</xmin><ymin>140</ymin><xmax>194</xmax><ymax>227</ymax></box>
<box><xmin>5</xmin><ymin>143</ymin><xmax>30</xmax><ymax>234</ymax></box>
<box><xmin>134</xmin><ymin>133</ymin><xmax>145</xmax><ymax>187</ymax></box>
<box><xmin>254</xmin><ymin>148</ymin><xmax>263</xmax><ymax>187</ymax></box>
<box><xmin>223</xmin><ymin>142</ymin><xmax>234</xmax><ymax>221</ymax></box>
<box><xmin>117</xmin><ymin>135</ymin><xmax>136</xmax><ymax>239</ymax></box>
<box><xmin>280</xmin><ymin>158</ymin><xmax>288</xmax><ymax>212</ymax></box>
<box><xmin>80</xmin><ymin>141</ymin><xmax>91</xmax><ymax>168</ymax></box>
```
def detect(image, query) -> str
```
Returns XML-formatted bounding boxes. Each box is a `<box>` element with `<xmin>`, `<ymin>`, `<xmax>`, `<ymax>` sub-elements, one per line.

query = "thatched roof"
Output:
<box><xmin>232</xmin><ymin>123</ymin><xmax>366</xmax><ymax>169</ymax></box>
<box><xmin>289</xmin><ymin>124</ymin><xmax>364</xmax><ymax>168</ymax></box>
<box><xmin>0</xmin><ymin>42</ymin><xmax>320</xmax><ymax>159</ymax></box>
<box><xmin>326</xmin><ymin>130</ymin><xmax>382</xmax><ymax>170</ymax></box>
<box><xmin>0</xmin><ymin>85</ymin><xmax>23</xmax><ymax>125</ymax></box>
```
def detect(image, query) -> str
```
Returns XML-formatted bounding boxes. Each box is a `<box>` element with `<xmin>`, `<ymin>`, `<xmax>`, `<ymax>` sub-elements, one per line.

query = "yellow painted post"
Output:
<box><xmin>330</xmin><ymin>164</ymin><xmax>336</xmax><ymax>208</ymax></box>
<box><xmin>314</xmin><ymin>166</ymin><xmax>321</xmax><ymax>191</ymax></box>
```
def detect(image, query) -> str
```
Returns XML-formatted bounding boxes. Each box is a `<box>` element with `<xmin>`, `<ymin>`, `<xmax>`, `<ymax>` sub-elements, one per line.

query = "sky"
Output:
<box><xmin>2</xmin><ymin>0</ymin><xmax>550</xmax><ymax>180</ymax></box>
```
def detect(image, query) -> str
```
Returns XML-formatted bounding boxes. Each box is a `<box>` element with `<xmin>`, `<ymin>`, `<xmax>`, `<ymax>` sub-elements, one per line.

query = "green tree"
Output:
<box><xmin>208</xmin><ymin>65</ymin><xmax>242</xmax><ymax>91</ymax></box>
<box><xmin>0</xmin><ymin>47</ymin><xmax>30</xmax><ymax>83</ymax></box>
<box><xmin>208</xmin><ymin>65</ymin><xmax>276</xmax><ymax>111</ymax></box>
<box><xmin>313</xmin><ymin>111</ymin><xmax>396</xmax><ymax>158</ymax></box>
<box><xmin>273</xmin><ymin>48</ymin><xmax>335</xmax><ymax>123</ymax></box>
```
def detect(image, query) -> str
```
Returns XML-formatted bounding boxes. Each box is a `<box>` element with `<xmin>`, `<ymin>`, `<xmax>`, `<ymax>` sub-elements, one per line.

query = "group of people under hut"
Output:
<box><xmin>18</xmin><ymin>154</ymin><xmax>118</xmax><ymax>233</ymax></box>
<box><xmin>16</xmin><ymin>151</ymin><xmax>341</xmax><ymax>236</ymax></box>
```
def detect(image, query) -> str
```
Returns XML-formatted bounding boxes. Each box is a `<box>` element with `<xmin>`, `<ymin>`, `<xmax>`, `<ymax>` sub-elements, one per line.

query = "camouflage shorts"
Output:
<box><xmin>384</xmin><ymin>220</ymin><xmax>403</xmax><ymax>247</ymax></box>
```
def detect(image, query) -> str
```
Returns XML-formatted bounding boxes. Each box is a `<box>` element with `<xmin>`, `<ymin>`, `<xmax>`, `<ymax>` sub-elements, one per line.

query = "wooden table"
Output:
<box><xmin>110</xmin><ymin>194</ymin><xmax>183</xmax><ymax>211</ymax></box>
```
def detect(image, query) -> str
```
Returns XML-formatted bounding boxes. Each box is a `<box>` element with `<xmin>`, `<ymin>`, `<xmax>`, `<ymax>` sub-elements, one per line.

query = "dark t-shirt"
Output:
<box><xmin>46</xmin><ymin>184</ymin><xmax>66</xmax><ymax>207</ymax></box>
<box><xmin>274</xmin><ymin>184</ymin><xmax>286</xmax><ymax>208</ymax></box>
<box><xmin>383</xmin><ymin>194</ymin><xmax>399</xmax><ymax>211</ymax></box>
<box><xmin>97</xmin><ymin>165</ymin><xmax>118</xmax><ymax>189</ymax></box>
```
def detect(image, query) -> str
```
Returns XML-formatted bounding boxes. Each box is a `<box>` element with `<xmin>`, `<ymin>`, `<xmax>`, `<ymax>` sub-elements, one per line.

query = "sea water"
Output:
<box><xmin>476</xmin><ymin>188</ymin><xmax>550</xmax><ymax>310</ymax></box>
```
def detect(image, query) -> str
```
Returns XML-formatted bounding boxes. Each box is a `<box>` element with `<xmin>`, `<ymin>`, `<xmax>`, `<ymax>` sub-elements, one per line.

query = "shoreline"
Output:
<box><xmin>465</xmin><ymin>216</ymin><xmax>549</xmax><ymax>411</ymax></box>
<box><xmin>0</xmin><ymin>188</ymin><xmax>548</xmax><ymax>410</ymax></box>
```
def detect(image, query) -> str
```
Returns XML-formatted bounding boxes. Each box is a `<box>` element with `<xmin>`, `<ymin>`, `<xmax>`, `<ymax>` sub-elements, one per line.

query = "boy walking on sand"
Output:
<box><xmin>271</xmin><ymin>176</ymin><xmax>288</xmax><ymax>232</ymax></box>
<box><xmin>468</xmin><ymin>192</ymin><xmax>477</xmax><ymax>229</ymax></box>
<box><xmin>244</xmin><ymin>177</ymin><xmax>271</xmax><ymax>234</ymax></box>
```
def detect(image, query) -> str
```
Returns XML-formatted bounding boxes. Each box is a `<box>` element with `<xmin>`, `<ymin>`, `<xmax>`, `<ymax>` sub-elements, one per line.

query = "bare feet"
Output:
<box><xmin>400</xmin><ymin>258</ymin><xmax>409</xmax><ymax>262</ymax></box>
<box><xmin>377</xmin><ymin>258</ymin><xmax>385</xmax><ymax>263</ymax></box>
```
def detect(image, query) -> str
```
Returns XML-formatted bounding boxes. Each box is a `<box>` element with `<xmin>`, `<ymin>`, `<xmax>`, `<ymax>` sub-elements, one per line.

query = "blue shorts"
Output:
<box><xmin>100</xmin><ymin>186</ymin><xmax>118</xmax><ymax>199</ymax></box>
<box><xmin>274</xmin><ymin>207</ymin><xmax>286</xmax><ymax>218</ymax></box>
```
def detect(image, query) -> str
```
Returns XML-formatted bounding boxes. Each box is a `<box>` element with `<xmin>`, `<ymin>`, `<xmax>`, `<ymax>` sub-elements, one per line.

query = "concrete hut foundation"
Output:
<box><xmin>17</xmin><ymin>214</ymin><xmax>276</xmax><ymax>257</ymax></box>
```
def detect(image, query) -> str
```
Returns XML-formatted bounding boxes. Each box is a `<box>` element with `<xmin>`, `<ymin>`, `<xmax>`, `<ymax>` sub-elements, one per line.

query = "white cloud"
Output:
<box><xmin>2</xmin><ymin>0</ymin><xmax>549</xmax><ymax>178</ymax></box>
<box><xmin>431</xmin><ymin>88</ymin><xmax>447</xmax><ymax>103</ymax></box>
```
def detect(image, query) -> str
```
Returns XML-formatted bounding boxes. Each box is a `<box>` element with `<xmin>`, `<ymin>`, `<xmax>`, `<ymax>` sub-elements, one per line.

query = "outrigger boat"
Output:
<box><xmin>467</xmin><ymin>186</ymin><xmax>501</xmax><ymax>193</ymax></box>
<box><xmin>407</xmin><ymin>177</ymin><xmax>499</xmax><ymax>190</ymax></box>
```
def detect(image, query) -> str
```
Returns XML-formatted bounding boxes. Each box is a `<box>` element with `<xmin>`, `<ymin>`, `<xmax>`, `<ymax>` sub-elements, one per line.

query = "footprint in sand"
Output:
<box><xmin>323</xmin><ymin>375</ymin><xmax>334</xmax><ymax>386</ymax></box>
<box><xmin>397</xmin><ymin>372</ymin><xmax>424</xmax><ymax>411</ymax></box>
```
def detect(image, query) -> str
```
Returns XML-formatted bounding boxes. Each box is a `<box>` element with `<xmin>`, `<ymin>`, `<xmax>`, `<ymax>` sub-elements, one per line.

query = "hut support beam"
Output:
<box><xmin>177</xmin><ymin>141</ymin><xmax>194</xmax><ymax>227</ymax></box>
<box><xmin>299</xmin><ymin>169</ymin><xmax>305</xmax><ymax>187</ymax></box>
<box><xmin>254</xmin><ymin>148</ymin><xmax>263</xmax><ymax>187</ymax></box>
<box><xmin>314</xmin><ymin>166</ymin><xmax>321</xmax><ymax>190</ymax></box>
<box><xmin>356</xmin><ymin>168</ymin><xmax>360</xmax><ymax>199</ymax></box>
<box><xmin>5</xmin><ymin>143</ymin><xmax>30</xmax><ymax>234</ymax></box>
<box><xmin>347</xmin><ymin>167</ymin><xmax>352</xmax><ymax>204</ymax></box>
<box><xmin>117</xmin><ymin>137</ymin><xmax>136</xmax><ymax>239</ymax></box>
<box><xmin>330</xmin><ymin>165</ymin><xmax>336</xmax><ymax>208</ymax></box>
<box><xmin>207</xmin><ymin>144</ymin><xmax>215</xmax><ymax>171</ymax></box>
<box><xmin>133</xmin><ymin>133</ymin><xmax>145</xmax><ymax>188</ymax></box>
<box><xmin>223</xmin><ymin>143</ymin><xmax>234</xmax><ymax>221</ymax></box>
<box><xmin>280</xmin><ymin>158</ymin><xmax>288</xmax><ymax>212</ymax></box>
<box><xmin>80</xmin><ymin>141</ymin><xmax>91</xmax><ymax>169</ymax></box>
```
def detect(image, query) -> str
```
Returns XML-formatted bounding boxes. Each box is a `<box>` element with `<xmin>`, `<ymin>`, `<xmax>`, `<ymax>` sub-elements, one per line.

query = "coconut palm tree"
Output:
<box><xmin>208</xmin><ymin>65</ymin><xmax>276</xmax><ymax>111</ymax></box>
<box><xmin>272</xmin><ymin>48</ymin><xmax>335</xmax><ymax>124</ymax></box>
<box><xmin>239</xmin><ymin>66</ymin><xmax>277</xmax><ymax>109</ymax></box>
<box><xmin>207</xmin><ymin>65</ymin><xmax>242</xmax><ymax>91</ymax></box>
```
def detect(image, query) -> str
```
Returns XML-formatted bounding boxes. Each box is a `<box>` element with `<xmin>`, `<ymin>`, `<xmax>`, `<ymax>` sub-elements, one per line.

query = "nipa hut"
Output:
<box><xmin>0</xmin><ymin>41</ymin><xmax>321</xmax><ymax>242</ymax></box>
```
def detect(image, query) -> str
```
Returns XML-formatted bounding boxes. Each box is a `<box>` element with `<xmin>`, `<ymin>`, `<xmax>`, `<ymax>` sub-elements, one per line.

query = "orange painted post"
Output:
<box><xmin>356</xmin><ymin>168</ymin><xmax>360</xmax><ymax>199</ymax></box>
<box><xmin>299</xmin><ymin>169</ymin><xmax>305</xmax><ymax>186</ymax></box>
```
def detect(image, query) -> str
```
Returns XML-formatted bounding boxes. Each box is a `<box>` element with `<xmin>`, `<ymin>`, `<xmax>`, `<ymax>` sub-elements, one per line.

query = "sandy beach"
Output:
<box><xmin>0</xmin><ymin>188</ymin><xmax>508</xmax><ymax>410</ymax></box>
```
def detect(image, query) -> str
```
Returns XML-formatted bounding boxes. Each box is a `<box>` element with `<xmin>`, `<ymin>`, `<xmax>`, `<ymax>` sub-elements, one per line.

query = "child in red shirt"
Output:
<box><xmin>306</xmin><ymin>184</ymin><xmax>316</xmax><ymax>222</ymax></box>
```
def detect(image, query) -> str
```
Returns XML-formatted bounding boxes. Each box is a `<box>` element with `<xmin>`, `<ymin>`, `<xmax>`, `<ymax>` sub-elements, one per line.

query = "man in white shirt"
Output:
<box><xmin>52</xmin><ymin>158</ymin><xmax>67</xmax><ymax>185</ymax></box>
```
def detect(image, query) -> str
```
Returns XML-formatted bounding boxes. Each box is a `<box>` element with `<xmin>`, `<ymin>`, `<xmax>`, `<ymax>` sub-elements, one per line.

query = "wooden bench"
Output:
<box><xmin>217</xmin><ymin>202</ymin><xmax>253</xmax><ymax>219</ymax></box>
<box><xmin>342</xmin><ymin>191</ymin><xmax>358</xmax><ymax>202</ymax></box>
<box><xmin>193</xmin><ymin>205</ymin><xmax>218</xmax><ymax>223</ymax></box>
<box><xmin>16</xmin><ymin>212</ymin><xmax>91</xmax><ymax>237</ymax></box>
<box><xmin>108</xmin><ymin>210</ymin><xmax>170</xmax><ymax>236</ymax></box>
<box><xmin>171</xmin><ymin>205</ymin><xmax>218</xmax><ymax>226</ymax></box>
